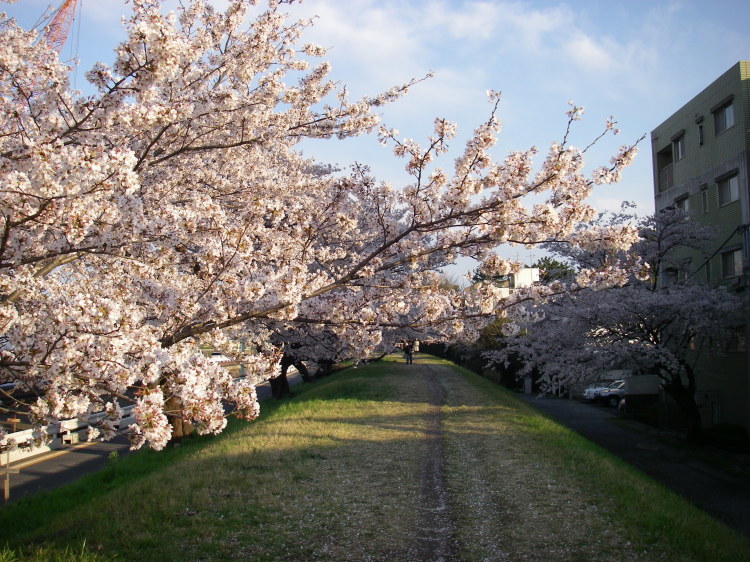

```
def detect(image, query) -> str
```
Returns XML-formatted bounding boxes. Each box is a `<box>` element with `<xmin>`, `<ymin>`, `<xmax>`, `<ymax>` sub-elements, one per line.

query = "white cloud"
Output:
<box><xmin>564</xmin><ymin>33</ymin><xmax>615</xmax><ymax>73</ymax></box>
<box><xmin>496</xmin><ymin>2</ymin><xmax>573</xmax><ymax>50</ymax></box>
<box><xmin>80</xmin><ymin>1</ymin><xmax>127</xmax><ymax>24</ymax></box>
<box><xmin>415</xmin><ymin>0</ymin><xmax>576</xmax><ymax>55</ymax></box>
<box><xmin>422</xmin><ymin>1</ymin><xmax>502</xmax><ymax>42</ymax></box>
<box><xmin>269</xmin><ymin>8</ymin><xmax>421</xmax><ymax>117</ymax></box>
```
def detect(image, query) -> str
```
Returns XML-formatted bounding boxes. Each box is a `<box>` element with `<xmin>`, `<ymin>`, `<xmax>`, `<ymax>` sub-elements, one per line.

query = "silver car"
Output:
<box><xmin>598</xmin><ymin>380</ymin><xmax>627</xmax><ymax>407</ymax></box>
<box><xmin>582</xmin><ymin>382</ymin><xmax>613</xmax><ymax>401</ymax></box>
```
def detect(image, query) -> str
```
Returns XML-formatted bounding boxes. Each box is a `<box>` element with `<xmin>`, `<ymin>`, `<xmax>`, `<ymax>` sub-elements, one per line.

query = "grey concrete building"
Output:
<box><xmin>650</xmin><ymin>61</ymin><xmax>750</xmax><ymax>432</ymax></box>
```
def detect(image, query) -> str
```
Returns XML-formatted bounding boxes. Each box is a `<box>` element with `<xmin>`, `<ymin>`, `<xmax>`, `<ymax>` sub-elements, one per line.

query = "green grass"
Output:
<box><xmin>0</xmin><ymin>543</ymin><xmax>109</xmax><ymax>562</ymax></box>
<box><xmin>0</xmin><ymin>355</ymin><xmax>748</xmax><ymax>560</ymax></box>
<box><xmin>434</xmin><ymin>358</ymin><xmax>750</xmax><ymax>560</ymax></box>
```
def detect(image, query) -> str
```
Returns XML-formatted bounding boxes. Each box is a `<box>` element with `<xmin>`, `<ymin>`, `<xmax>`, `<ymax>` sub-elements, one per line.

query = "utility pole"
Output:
<box><xmin>1</xmin><ymin>418</ymin><xmax>20</xmax><ymax>502</ymax></box>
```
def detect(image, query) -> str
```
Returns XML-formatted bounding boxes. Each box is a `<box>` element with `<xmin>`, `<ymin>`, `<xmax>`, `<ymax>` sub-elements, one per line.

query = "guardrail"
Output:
<box><xmin>0</xmin><ymin>366</ymin><xmax>296</xmax><ymax>465</ymax></box>
<box><xmin>1</xmin><ymin>405</ymin><xmax>135</xmax><ymax>464</ymax></box>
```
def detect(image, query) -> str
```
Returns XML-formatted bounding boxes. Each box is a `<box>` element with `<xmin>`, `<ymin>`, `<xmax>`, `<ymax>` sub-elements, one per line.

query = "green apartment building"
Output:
<box><xmin>651</xmin><ymin>61</ymin><xmax>750</xmax><ymax>432</ymax></box>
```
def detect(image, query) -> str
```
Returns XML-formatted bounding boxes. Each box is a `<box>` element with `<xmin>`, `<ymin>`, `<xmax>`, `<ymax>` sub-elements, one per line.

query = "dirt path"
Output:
<box><xmin>413</xmin><ymin>363</ymin><xmax>458</xmax><ymax>561</ymax></box>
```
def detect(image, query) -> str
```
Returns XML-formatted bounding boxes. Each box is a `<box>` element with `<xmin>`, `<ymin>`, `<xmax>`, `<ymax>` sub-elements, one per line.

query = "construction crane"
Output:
<box><xmin>40</xmin><ymin>0</ymin><xmax>79</xmax><ymax>53</ymax></box>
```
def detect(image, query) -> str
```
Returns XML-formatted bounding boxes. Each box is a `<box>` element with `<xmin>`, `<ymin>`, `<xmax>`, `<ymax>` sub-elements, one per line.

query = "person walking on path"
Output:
<box><xmin>403</xmin><ymin>341</ymin><xmax>414</xmax><ymax>364</ymax></box>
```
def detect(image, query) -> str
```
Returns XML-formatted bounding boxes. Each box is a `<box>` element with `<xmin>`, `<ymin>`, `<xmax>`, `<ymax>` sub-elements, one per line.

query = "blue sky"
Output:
<box><xmin>4</xmin><ymin>0</ymin><xmax>750</xmax><ymax>275</ymax></box>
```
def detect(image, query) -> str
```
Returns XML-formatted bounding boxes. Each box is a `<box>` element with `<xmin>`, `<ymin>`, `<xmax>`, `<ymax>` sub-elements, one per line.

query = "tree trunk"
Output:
<box><xmin>269</xmin><ymin>374</ymin><xmax>290</xmax><ymax>399</ymax></box>
<box><xmin>663</xmin><ymin>378</ymin><xmax>703</xmax><ymax>442</ymax></box>
<box><xmin>271</xmin><ymin>357</ymin><xmax>292</xmax><ymax>399</ymax></box>
<box><xmin>164</xmin><ymin>395</ymin><xmax>193</xmax><ymax>442</ymax></box>
<box><xmin>315</xmin><ymin>359</ymin><xmax>334</xmax><ymax>378</ymax></box>
<box><xmin>293</xmin><ymin>359</ymin><xmax>314</xmax><ymax>382</ymax></box>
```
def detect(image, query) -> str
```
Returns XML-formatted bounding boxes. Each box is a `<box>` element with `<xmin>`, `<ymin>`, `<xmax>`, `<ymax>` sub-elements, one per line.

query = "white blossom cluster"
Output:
<box><xmin>0</xmin><ymin>0</ymin><xmax>641</xmax><ymax>449</ymax></box>
<box><xmin>488</xmin><ymin>209</ymin><xmax>740</xmax><ymax>435</ymax></box>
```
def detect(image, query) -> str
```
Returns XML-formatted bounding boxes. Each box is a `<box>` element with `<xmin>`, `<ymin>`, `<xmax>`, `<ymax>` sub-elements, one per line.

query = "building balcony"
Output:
<box><xmin>658</xmin><ymin>164</ymin><xmax>674</xmax><ymax>191</ymax></box>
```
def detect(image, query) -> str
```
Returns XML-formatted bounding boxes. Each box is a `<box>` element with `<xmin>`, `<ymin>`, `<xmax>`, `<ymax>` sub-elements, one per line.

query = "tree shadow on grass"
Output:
<box><xmin>0</xmin><ymin>358</ymin><xmax>654</xmax><ymax>555</ymax></box>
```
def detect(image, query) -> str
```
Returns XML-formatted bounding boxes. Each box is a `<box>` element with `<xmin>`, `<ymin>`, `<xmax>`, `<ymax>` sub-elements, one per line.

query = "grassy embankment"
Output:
<box><xmin>0</xmin><ymin>355</ymin><xmax>748</xmax><ymax>560</ymax></box>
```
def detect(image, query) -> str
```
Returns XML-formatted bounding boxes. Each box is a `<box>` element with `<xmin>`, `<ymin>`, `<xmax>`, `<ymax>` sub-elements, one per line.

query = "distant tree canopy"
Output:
<box><xmin>530</xmin><ymin>256</ymin><xmax>576</xmax><ymax>283</ymax></box>
<box><xmin>470</xmin><ymin>267</ymin><xmax>512</xmax><ymax>286</ymax></box>
<box><xmin>471</xmin><ymin>256</ymin><xmax>574</xmax><ymax>286</ymax></box>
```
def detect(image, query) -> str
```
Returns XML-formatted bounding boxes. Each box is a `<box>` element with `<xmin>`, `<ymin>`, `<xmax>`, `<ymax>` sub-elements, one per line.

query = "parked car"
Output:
<box><xmin>598</xmin><ymin>379</ymin><xmax>627</xmax><ymax>407</ymax></box>
<box><xmin>582</xmin><ymin>382</ymin><xmax>613</xmax><ymax>401</ymax></box>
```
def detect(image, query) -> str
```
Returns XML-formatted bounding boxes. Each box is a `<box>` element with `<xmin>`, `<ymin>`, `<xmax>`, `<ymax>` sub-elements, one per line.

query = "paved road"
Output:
<box><xmin>4</xmin><ymin>437</ymin><xmax>132</xmax><ymax>502</ymax></box>
<box><xmin>518</xmin><ymin>394</ymin><xmax>750</xmax><ymax>540</ymax></box>
<box><xmin>2</xmin><ymin>373</ymin><xmax>301</xmax><ymax>504</ymax></box>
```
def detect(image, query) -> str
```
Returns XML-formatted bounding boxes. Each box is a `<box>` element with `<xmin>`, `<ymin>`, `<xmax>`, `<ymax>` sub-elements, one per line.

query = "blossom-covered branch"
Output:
<box><xmin>0</xmin><ymin>0</ymin><xmax>641</xmax><ymax>450</ymax></box>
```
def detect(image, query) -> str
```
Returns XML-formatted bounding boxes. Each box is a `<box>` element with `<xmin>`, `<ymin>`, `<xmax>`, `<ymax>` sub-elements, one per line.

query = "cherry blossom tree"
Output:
<box><xmin>489</xmin><ymin>209</ymin><xmax>740</xmax><ymax>440</ymax></box>
<box><xmin>0</xmin><ymin>0</ymin><xmax>641</xmax><ymax>450</ymax></box>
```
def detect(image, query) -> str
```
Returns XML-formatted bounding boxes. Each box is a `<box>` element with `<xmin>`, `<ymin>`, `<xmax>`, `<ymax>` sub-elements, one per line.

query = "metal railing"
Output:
<box><xmin>1</xmin><ymin>406</ymin><xmax>135</xmax><ymax>464</ymax></box>
<box><xmin>658</xmin><ymin>164</ymin><xmax>674</xmax><ymax>191</ymax></box>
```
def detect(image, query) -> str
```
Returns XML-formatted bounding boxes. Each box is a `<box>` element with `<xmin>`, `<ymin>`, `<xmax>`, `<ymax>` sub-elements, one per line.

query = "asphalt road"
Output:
<box><xmin>4</xmin><ymin>437</ymin><xmax>132</xmax><ymax>502</ymax></box>
<box><xmin>518</xmin><ymin>394</ymin><xmax>750</xmax><ymax>540</ymax></box>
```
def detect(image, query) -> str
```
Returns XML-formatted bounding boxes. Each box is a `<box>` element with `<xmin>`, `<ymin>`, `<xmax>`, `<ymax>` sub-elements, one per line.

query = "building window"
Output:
<box><xmin>727</xmin><ymin>327</ymin><xmax>747</xmax><ymax>353</ymax></box>
<box><xmin>663</xmin><ymin>267</ymin><xmax>678</xmax><ymax>286</ymax></box>
<box><xmin>701</xmin><ymin>188</ymin><xmax>709</xmax><ymax>214</ymax></box>
<box><xmin>717</xmin><ymin>174</ymin><xmax>739</xmax><ymax>206</ymax></box>
<box><xmin>675</xmin><ymin>195</ymin><xmax>689</xmax><ymax>213</ymax></box>
<box><xmin>698</xmin><ymin>124</ymin><xmax>704</xmax><ymax>146</ymax></box>
<box><xmin>663</xmin><ymin>259</ymin><xmax>691</xmax><ymax>286</ymax></box>
<box><xmin>672</xmin><ymin>135</ymin><xmax>686</xmax><ymax>160</ymax></box>
<box><xmin>721</xmin><ymin>248</ymin><xmax>743</xmax><ymax>278</ymax></box>
<box><xmin>713</xmin><ymin>101</ymin><xmax>734</xmax><ymax>135</ymax></box>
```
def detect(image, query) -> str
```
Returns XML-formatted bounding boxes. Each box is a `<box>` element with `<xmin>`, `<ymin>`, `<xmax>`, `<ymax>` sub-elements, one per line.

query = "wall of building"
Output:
<box><xmin>651</xmin><ymin>61</ymin><xmax>750</xmax><ymax>433</ymax></box>
<box><xmin>651</xmin><ymin>63</ymin><xmax>750</xmax><ymax>287</ymax></box>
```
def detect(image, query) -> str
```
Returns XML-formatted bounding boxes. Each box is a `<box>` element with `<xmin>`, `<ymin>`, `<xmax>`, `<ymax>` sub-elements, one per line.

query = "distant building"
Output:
<box><xmin>495</xmin><ymin>268</ymin><xmax>540</xmax><ymax>298</ymax></box>
<box><xmin>650</xmin><ymin>61</ymin><xmax>749</xmax><ymax>431</ymax></box>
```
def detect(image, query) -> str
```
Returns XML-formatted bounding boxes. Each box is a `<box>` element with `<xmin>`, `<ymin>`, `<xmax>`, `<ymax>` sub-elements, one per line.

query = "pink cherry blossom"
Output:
<box><xmin>0</xmin><ymin>0</ymin><xmax>641</xmax><ymax>450</ymax></box>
